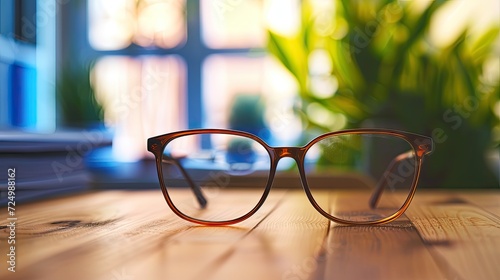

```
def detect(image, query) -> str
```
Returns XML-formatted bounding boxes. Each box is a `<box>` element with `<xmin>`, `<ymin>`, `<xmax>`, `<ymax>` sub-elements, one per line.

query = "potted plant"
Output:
<box><xmin>267</xmin><ymin>0</ymin><xmax>499</xmax><ymax>188</ymax></box>
<box><xmin>57</xmin><ymin>62</ymin><xmax>104</xmax><ymax>128</ymax></box>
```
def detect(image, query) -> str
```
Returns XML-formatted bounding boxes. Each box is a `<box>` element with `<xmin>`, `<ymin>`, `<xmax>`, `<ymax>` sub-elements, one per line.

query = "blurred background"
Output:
<box><xmin>0</xmin><ymin>0</ymin><xmax>499</xmax><ymax>198</ymax></box>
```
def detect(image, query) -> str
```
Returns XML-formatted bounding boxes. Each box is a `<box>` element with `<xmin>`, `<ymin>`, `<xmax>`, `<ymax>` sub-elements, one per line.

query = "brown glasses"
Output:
<box><xmin>147</xmin><ymin>129</ymin><xmax>434</xmax><ymax>226</ymax></box>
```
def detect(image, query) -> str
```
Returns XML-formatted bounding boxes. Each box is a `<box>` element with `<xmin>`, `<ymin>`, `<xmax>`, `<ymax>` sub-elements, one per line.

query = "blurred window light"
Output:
<box><xmin>92</xmin><ymin>56</ymin><xmax>186</xmax><ymax>161</ymax></box>
<box><xmin>86</xmin><ymin>0</ymin><xmax>303</xmax><ymax>162</ymax></box>
<box><xmin>264</xmin><ymin>0</ymin><xmax>300</xmax><ymax>37</ymax></box>
<box><xmin>88</xmin><ymin>0</ymin><xmax>186</xmax><ymax>50</ymax></box>
<box><xmin>430</xmin><ymin>0</ymin><xmax>500</xmax><ymax>48</ymax></box>
<box><xmin>201</xmin><ymin>0</ymin><xmax>300</xmax><ymax>48</ymax></box>
<box><xmin>203</xmin><ymin>54</ymin><xmax>301</xmax><ymax>144</ymax></box>
<box><xmin>200</xmin><ymin>0</ymin><xmax>266</xmax><ymax>48</ymax></box>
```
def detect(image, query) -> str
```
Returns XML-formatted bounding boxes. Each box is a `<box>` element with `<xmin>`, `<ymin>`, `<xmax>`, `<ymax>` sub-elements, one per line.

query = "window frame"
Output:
<box><xmin>82</xmin><ymin>0</ymin><xmax>266</xmax><ymax>130</ymax></box>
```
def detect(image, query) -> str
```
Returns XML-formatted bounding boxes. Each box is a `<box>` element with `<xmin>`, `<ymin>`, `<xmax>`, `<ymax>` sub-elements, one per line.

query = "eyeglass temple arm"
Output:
<box><xmin>369</xmin><ymin>151</ymin><xmax>415</xmax><ymax>209</ymax></box>
<box><xmin>162</xmin><ymin>156</ymin><xmax>208</xmax><ymax>209</ymax></box>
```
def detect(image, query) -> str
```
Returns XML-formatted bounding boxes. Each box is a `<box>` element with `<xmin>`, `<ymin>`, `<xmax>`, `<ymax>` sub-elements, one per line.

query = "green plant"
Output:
<box><xmin>57</xmin><ymin>62</ymin><xmax>103</xmax><ymax>127</ymax></box>
<box><xmin>267</xmin><ymin>0</ymin><xmax>500</xmax><ymax>188</ymax></box>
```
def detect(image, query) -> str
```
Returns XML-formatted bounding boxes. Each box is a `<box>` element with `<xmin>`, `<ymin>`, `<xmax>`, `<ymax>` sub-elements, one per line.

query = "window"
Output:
<box><xmin>89</xmin><ymin>0</ymin><xmax>301</xmax><ymax>162</ymax></box>
<box><xmin>88</xmin><ymin>0</ymin><xmax>186</xmax><ymax>50</ymax></box>
<box><xmin>0</xmin><ymin>0</ymin><xmax>56</xmax><ymax>131</ymax></box>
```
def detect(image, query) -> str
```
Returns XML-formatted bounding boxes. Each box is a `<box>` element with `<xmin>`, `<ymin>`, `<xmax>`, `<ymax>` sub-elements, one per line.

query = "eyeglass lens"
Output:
<box><xmin>305</xmin><ymin>133</ymin><xmax>416</xmax><ymax>222</ymax></box>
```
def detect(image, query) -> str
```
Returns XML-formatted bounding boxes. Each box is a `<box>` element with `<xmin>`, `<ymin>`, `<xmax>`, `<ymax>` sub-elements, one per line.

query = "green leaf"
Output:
<box><xmin>267</xmin><ymin>30</ymin><xmax>308</xmax><ymax>92</ymax></box>
<box><xmin>450</xmin><ymin>32</ymin><xmax>477</xmax><ymax>99</ymax></box>
<box><xmin>389</xmin><ymin>0</ymin><xmax>446</xmax><ymax>89</ymax></box>
<box><xmin>470</xmin><ymin>27</ymin><xmax>500</xmax><ymax>65</ymax></box>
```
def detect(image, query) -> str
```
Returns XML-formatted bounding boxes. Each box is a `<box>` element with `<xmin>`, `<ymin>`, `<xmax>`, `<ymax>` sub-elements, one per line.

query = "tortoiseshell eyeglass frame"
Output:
<box><xmin>147</xmin><ymin>128</ymin><xmax>434</xmax><ymax>226</ymax></box>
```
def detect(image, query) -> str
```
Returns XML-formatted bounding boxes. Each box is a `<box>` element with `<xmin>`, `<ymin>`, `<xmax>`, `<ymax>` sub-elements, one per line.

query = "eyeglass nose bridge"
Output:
<box><xmin>272</xmin><ymin>147</ymin><xmax>305</xmax><ymax>161</ymax></box>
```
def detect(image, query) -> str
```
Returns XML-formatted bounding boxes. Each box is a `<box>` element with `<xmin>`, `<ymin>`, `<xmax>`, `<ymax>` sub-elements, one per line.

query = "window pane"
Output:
<box><xmin>92</xmin><ymin>56</ymin><xmax>186</xmax><ymax>161</ymax></box>
<box><xmin>88</xmin><ymin>0</ymin><xmax>186</xmax><ymax>50</ymax></box>
<box><xmin>201</xmin><ymin>0</ymin><xmax>300</xmax><ymax>48</ymax></box>
<box><xmin>202</xmin><ymin>54</ymin><xmax>301</xmax><ymax>144</ymax></box>
<box><xmin>201</xmin><ymin>0</ymin><xmax>265</xmax><ymax>48</ymax></box>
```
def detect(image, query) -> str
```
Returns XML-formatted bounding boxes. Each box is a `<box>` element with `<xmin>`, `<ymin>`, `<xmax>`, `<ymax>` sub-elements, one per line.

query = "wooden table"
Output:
<box><xmin>0</xmin><ymin>189</ymin><xmax>499</xmax><ymax>280</ymax></box>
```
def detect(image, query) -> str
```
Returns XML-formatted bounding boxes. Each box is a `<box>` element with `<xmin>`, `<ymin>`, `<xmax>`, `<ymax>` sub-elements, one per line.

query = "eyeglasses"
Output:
<box><xmin>147</xmin><ymin>129</ymin><xmax>434</xmax><ymax>226</ymax></box>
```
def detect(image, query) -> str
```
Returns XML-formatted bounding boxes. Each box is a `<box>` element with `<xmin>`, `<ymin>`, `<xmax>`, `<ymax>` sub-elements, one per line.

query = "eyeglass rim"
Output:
<box><xmin>147</xmin><ymin>128</ymin><xmax>434</xmax><ymax>226</ymax></box>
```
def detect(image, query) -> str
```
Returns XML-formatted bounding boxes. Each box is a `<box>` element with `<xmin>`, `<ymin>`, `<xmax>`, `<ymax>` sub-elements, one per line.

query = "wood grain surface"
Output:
<box><xmin>0</xmin><ymin>189</ymin><xmax>499</xmax><ymax>280</ymax></box>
